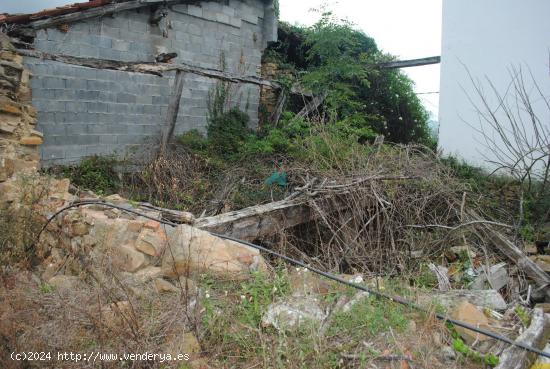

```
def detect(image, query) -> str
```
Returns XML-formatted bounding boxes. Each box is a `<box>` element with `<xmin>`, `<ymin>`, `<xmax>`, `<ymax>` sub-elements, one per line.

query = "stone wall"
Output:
<box><xmin>0</xmin><ymin>33</ymin><xmax>42</xmax><ymax>185</ymax></box>
<box><xmin>24</xmin><ymin>0</ymin><xmax>277</xmax><ymax>166</ymax></box>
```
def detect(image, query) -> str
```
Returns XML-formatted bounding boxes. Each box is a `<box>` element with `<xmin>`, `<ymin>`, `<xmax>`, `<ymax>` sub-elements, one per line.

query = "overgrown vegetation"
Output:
<box><xmin>51</xmin><ymin>155</ymin><xmax>119</xmax><ymax>195</ymax></box>
<box><xmin>265</xmin><ymin>12</ymin><xmax>434</xmax><ymax>147</ymax></box>
<box><xmin>198</xmin><ymin>271</ymin><xmax>426</xmax><ymax>368</ymax></box>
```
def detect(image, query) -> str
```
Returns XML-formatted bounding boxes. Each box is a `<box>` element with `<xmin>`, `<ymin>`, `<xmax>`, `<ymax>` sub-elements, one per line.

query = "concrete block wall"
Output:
<box><xmin>24</xmin><ymin>0</ymin><xmax>276</xmax><ymax>166</ymax></box>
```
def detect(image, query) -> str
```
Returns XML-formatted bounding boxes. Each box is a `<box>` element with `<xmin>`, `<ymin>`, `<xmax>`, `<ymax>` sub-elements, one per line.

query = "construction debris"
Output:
<box><xmin>418</xmin><ymin>289</ymin><xmax>507</xmax><ymax>311</ymax></box>
<box><xmin>495</xmin><ymin>308</ymin><xmax>550</xmax><ymax>369</ymax></box>
<box><xmin>471</xmin><ymin>262</ymin><xmax>509</xmax><ymax>291</ymax></box>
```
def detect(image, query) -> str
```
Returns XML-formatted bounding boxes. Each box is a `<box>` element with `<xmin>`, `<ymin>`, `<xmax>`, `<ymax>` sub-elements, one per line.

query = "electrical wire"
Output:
<box><xmin>33</xmin><ymin>200</ymin><xmax>550</xmax><ymax>359</ymax></box>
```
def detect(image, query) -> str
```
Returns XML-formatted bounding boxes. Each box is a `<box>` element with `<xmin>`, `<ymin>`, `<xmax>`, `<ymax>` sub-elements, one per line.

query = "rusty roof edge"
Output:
<box><xmin>3</xmin><ymin>0</ymin><xmax>181</xmax><ymax>29</ymax></box>
<box><xmin>31</xmin><ymin>0</ymin><xmax>178</xmax><ymax>29</ymax></box>
<box><xmin>3</xmin><ymin>0</ymin><xmax>272</xmax><ymax>29</ymax></box>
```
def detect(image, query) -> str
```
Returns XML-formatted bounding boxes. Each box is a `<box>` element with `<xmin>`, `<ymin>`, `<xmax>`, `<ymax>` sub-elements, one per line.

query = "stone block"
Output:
<box><xmin>85</xmin><ymin>144</ymin><xmax>117</xmax><ymax>156</ymax></box>
<box><xmin>87</xmin><ymin>80</ymin><xmax>110</xmax><ymax>91</ymax></box>
<box><xmin>42</xmin><ymin>101</ymin><xmax>66</xmax><ymax>113</ymax></box>
<box><xmin>65</xmin><ymin>101</ymin><xmax>87</xmax><ymax>113</ymax></box>
<box><xmin>136</xmin><ymin>228</ymin><xmax>167</xmax><ymax>257</ymax></box>
<box><xmin>20</xmin><ymin>136</ymin><xmax>43</xmax><ymax>146</ymax></box>
<box><xmin>66</xmin><ymin>78</ymin><xmax>87</xmax><ymax>90</ymax></box>
<box><xmin>108</xmin><ymin>103</ymin><xmax>129</xmax><ymax>114</ymax></box>
<box><xmin>98</xmin><ymin>48</ymin><xmax>123</xmax><ymax>61</ymax></box>
<box><xmin>222</xmin><ymin>5</ymin><xmax>236</xmax><ymax>17</ymax></box>
<box><xmin>128</xmin><ymin>20</ymin><xmax>147</xmax><ymax>33</ymax></box>
<box><xmin>0</xmin><ymin>158</ymin><xmax>15</xmax><ymax>181</ymax></box>
<box><xmin>42</xmin><ymin>77</ymin><xmax>65</xmax><ymax>89</ymax></box>
<box><xmin>161</xmin><ymin>224</ymin><xmax>266</xmax><ymax>279</ymax></box>
<box><xmin>78</xmin><ymin>44</ymin><xmax>99</xmax><ymax>58</ymax></box>
<box><xmin>41</xmin><ymin>147</ymin><xmax>65</xmax><ymax>160</ymax></box>
<box><xmin>100</xmin><ymin>25</ymin><xmax>120</xmax><ymax>39</ymax></box>
<box><xmin>230</xmin><ymin>17</ymin><xmax>242</xmax><ymax>28</ymax></box>
<box><xmin>76</xmin><ymin>90</ymin><xmax>100</xmax><ymax>101</ymax></box>
<box><xmin>90</xmin><ymin>35</ymin><xmax>112</xmax><ymax>49</ymax></box>
<box><xmin>113</xmin><ymin>244</ymin><xmax>147</xmax><ymax>273</ymax></box>
<box><xmin>112</xmin><ymin>39</ymin><xmax>130</xmax><ymax>52</ymax></box>
<box><xmin>187</xmin><ymin>5</ymin><xmax>203</xmax><ymax>18</ymax></box>
<box><xmin>117</xmin><ymin>93</ymin><xmax>136</xmax><ymax>104</ymax></box>
<box><xmin>216</xmin><ymin>13</ymin><xmax>231</xmax><ymax>25</ymax></box>
<box><xmin>40</xmin><ymin>123</ymin><xmax>65</xmax><ymax>135</ymax></box>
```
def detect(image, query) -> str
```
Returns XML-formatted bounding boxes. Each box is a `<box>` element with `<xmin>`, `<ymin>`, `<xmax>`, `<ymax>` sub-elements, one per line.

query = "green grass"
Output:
<box><xmin>199</xmin><ymin>272</ymin><xmax>412</xmax><ymax>368</ymax></box>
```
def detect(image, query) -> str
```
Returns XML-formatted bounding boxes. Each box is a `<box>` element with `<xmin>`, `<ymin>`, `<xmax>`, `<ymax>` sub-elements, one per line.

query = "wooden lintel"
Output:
<box><xmin>17</xmin><ymin>48</ymin><xmax>278</xmax><ymax>88</ymax></box>
<box><xmin>378</xmin><ymin>56</ymin><xmax>441</xmax><ymax>69</ymax></box>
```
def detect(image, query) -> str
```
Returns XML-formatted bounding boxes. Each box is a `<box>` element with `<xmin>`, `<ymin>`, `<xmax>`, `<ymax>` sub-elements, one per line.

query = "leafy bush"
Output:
<box><xmin>178</xmin><ymin>129</ymin><xmax>208</xmax><ymax>152</ymax></box>
<box><xmin>265</xmin><ymin>14</ymin><xmax>432</xmax><ymax>146</ymax></box>
<box><xmin>207</xmin><ymin>108</ymin><xmax>252</xmax><ymax>157</ymax></box>
<box><xmin>61</xmin><ymin>155</ymin><xmax>119</xmax><ymax>195</ymax></box>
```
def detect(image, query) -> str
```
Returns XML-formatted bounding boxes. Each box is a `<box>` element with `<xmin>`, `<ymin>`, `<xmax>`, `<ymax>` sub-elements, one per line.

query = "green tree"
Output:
<box><xmin>268</xmin><ymin>11</ymin><xmax>433</xmax><ymax>146</ymax></box>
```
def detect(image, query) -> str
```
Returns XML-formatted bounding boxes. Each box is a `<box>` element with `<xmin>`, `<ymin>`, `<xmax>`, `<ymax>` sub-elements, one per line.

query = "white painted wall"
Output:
<box><xmin>439</xmin><ymin>0</ymin><xmax>550</xmax><ymax>168</ymax></box>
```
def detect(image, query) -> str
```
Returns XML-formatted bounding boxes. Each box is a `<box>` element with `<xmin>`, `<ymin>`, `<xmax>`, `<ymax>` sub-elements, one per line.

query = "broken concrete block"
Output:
<box><xmin>450</xmin><ymin>245</ymin><xmax>476</xmax><ymax>259</ymax></box>
<box><xmin>495</xmin><ymin>308</ymin><xmax>550</xmax><ymax>369</ymax></box>
<box><xmin>429</xmin><ymin>263</ymin><xmax>451</xmax><ymax>291</ymax></box>
<box><xmin>134</xmin><ymin>266</ymin><xmax>163</xmax><ymax>282</ymax></box>
<box><xmin>0</xmin><ymin>100</ymin><xmax>22</xmax><ymax>115</ymax></box>
<box><xmin>262</xmin><ymin>295</ymin><xmax>326</xmax><ymax>332</ymax></box>
<box><xmin>472</xmin><ymin>262</ymin><xmax>508</xmax><ymax>291</ymax></box>
<box><xmin>101</xmin><ymin>301</ymin><xmax>132</xmax><ymax>329</ymax></box>
<box><xmin>418</xmin><ymin>289</ymin><xmax>507</xmax><ymax>310</ymax></box>
<box><xmin>0</xmin><ymin>157</ymin><xmax>14</xmax><ymax>181</ymax></box>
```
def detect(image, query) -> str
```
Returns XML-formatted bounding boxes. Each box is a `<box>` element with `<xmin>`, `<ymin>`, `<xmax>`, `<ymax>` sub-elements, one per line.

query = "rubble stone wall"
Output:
<box><xmin>25</xmin><ymin>0</ymin><xmax>277</xmax><ymax>166</ymax></box>
<box><xmin>0</xmin><ymin>33</ymin><xmax>41</xmax><ymax>185</ymax></box>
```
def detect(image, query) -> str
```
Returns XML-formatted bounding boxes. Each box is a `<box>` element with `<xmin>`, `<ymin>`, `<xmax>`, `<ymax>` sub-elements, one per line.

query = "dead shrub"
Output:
<box><xmin>263</xmin><ymin>142</ymin><xmax>515</xmax><ymax>280</ymax></box>
<box><xmin>0</xmin><ymin>257</ymin><xmax>200</xmax><ymax>369</ymax></box>
<box><xmin>0</xmin><ymin>174</ymin><xmax>51</xmax><ymax>268</ymax></box>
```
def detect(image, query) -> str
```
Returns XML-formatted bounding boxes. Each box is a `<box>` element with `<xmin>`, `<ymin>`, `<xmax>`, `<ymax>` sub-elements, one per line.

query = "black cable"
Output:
<box><xmin>34</xmin><ymin>200</ymin><xmax>550</xmax><ymax>359</ymax></box>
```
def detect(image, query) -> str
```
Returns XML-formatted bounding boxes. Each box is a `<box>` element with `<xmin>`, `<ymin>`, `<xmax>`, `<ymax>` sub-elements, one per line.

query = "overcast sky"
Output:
<box><xmin>2</xmin><ymin>0</ymin><xmax>442</xmax><ymax>117</ymax></box>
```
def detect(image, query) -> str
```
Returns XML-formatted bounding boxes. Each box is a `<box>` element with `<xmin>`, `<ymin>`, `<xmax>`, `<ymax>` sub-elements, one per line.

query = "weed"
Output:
<box><xmin>55</xmin><ymin>155</ymin><xmax>119</xmax><ymax>195</ymax></box>
<box><xmin>414</xmin><ymin>263</ymin><xmax>439</xmax><ymax>289</ymax></box>
<box><xmin>39</xmin><ymin>282</ymin><xmax>53</xmax><ymax>294</ymax></box>
<box><xmin>0</xmin><ymin>174</ymin><xmax>51</xmax><ymax>266</ymax></box>
<box><xmin>178</xmin><ymin>129</ymin><xmax>208</xmax><ymax>152</ymax></box>
<box><xmin>514</xmin><ymin>305</ymin><xmax>531</xmax><ymax>327</ymax></box>
<box><xmin>452</xmin><ymin>337</ymin><xmax>499</xmax><ymax>366</ymax></box>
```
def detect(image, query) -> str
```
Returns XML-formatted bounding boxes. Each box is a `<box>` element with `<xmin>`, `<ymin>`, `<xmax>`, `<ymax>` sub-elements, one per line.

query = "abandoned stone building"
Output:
<box><xmin>1</xmin><ymin>0</ymin><xmax>278</xmax><ymax>166</ymax></box>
